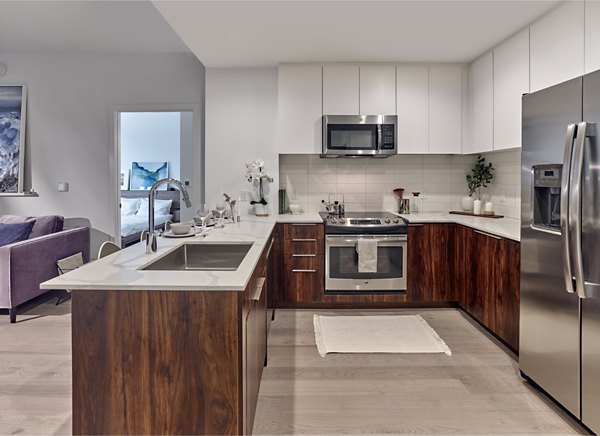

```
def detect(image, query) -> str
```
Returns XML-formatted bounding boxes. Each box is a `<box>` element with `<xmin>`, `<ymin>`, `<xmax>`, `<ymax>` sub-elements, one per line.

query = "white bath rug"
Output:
<box><xmin>313</xmin><ymin>314</ymin><xmax>452</xmax><ymax>357</ymax></box>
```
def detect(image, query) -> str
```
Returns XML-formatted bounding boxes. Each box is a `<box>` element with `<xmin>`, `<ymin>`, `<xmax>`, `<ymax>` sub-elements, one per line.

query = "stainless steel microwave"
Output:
<box><xmin>322</xmin><ymin>115</ymin><xmax>397</xmax><ymax>157</ymax></box>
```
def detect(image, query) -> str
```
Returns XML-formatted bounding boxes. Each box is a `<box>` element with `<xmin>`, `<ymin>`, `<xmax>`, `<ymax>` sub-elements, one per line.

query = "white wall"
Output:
<box><xmin>279</xmin><ymin>149</ymin><xmax>521</xmax><ymax>219</ymax></box>
<box><xmin>179</xmin><ymin>111</ymin><xmax>195</xmax><ymax>221</ymax></box>
<box><xmin>205</xmin><ymin>68</ymin><xmax>278</xmax><ymax>214</ymax></box>
<box><xmin>120</xmin><ymin>111</ymin><xmax>181</xmax><ymax>189</ymax></box>
<box><xmin>0</xmin><ymin>53</ymin><xmax>205</xmax><ymax>251</ymax></box>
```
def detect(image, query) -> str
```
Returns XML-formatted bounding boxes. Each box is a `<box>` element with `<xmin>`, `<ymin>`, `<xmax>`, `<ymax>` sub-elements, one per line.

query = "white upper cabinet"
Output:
<box><xmin>322</xmin><ymin>65</ymin><xmax>359</xmax><ymax>115</ymax></box>
<box><xmin>494</xmin><ymin>29</ymin><xmax>530</xmax><ymax>150</ymax></box>
<box><xmin>530</xmin><ymin>1</ymin><xmax>584</xmax><ymax>92</ymax></box>
<box><xmin>429</xmin><ymin>66</ymin><xmax>463</xmax><ymax>154</ymax></box>
<box><xmin>396</xmin><ymin>65</ymin><xmax>429</xmax><ymax>154</ymax></box>
<box><xmin>359</xmin><ymin>66</ymin><xmax>396</xmax><ymax>114</ymax></box>
<box><xmin>278</xmin><ymin>65</ymin><xmax>323</xmax><ymax>154</ymax></box>
<box><xmin>467</xmin><ymin>52</ymin><xmax>494</xmax><ymax>154</ymax></box>
<box><xmin>585</xmin><ymin>0</ymin><xmax>600</xmax><ymax>74</ymax></box>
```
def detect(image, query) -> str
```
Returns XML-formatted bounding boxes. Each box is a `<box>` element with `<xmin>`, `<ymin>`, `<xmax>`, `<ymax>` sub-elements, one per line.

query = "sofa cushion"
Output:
<box><xmin>29</xmin><ymin>215</ymin><xmax>64</xmax><ymax>238</ymax></box>
<box><xmin>0</xmin><ymin>220</ymin><xmax>36</xmax><ymax>247</ymax></box>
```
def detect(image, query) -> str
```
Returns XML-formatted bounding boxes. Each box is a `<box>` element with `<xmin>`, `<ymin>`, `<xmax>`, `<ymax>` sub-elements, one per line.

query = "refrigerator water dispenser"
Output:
<box><xmin>532</xmin><ymin>164</ymin><xmax>562</xmax><ymax>231</ymax></box>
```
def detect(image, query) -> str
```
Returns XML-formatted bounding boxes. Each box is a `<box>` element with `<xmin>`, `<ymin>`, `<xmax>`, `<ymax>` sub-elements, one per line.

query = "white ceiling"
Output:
<box><xmin>0</xmin><ymin>1</ymin><xmax>190</xmax><ymax>54</ymax></box>
<box><xmin>153</xmin><ymin>0</ymin><xmax>560</xmax><ymax>67</ymax></box>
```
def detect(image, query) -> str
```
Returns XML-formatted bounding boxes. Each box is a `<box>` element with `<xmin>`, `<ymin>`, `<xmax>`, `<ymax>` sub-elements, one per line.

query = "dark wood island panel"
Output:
<box><xmin>72</xmin><ymin>289</ymin><xmax>242</xmax><ymax>435</ymax></box>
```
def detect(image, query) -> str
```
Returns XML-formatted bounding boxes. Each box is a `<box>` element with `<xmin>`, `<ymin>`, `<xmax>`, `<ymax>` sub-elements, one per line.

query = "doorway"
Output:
<box><xmin>111</xmin><ymin>105</ymin><xmax>201</xmax><ymax>247</ymax></box>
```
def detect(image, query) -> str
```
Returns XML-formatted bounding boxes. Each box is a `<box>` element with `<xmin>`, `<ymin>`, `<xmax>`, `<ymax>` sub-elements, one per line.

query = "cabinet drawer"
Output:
<box><xmin>283</xmin><ymin>238</ymin><xmax>324</xmax><ymax>255</ymax></box>
<box><xmin>283</xmin><ymin>255</ymin><xmax>324</xmax><ymax>302</ymax></box>
<box><xmin>283</xmin><ymin>223</ymin><xmax>324</xmax><ymax>241</ymax></box>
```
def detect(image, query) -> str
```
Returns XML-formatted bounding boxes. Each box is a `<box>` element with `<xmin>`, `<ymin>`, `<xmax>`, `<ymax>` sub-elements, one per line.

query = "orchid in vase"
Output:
<box><xmin>245</xmin><ymin>159</ymin><xmax>274</xmax><ymax>216</ymax></box>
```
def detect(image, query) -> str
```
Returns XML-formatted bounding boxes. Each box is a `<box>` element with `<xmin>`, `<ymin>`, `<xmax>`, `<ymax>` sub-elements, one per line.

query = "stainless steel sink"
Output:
<box><xmin>141</xmin><ymin>242</ymin><xmax>253</xmax><ymax>271</ymax></box>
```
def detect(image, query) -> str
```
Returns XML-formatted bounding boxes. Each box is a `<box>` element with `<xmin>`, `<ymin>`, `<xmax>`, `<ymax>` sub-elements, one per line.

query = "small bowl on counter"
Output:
<box><xmin>170</xmin><ymin>222</ymin><xmax>193</xmax><ymax>235</ymax></box>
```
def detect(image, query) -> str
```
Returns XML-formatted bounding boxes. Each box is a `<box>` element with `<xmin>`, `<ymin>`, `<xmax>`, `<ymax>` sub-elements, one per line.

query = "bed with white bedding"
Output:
<box><xmin>121</xmin><ymin>214</ymin><xmax>174</xmax><ymax>237</ymax></box>
<box><xmin>120</xmin><ymin>190</ymin><xmax>181</xmax><ymax>247</ymax></box>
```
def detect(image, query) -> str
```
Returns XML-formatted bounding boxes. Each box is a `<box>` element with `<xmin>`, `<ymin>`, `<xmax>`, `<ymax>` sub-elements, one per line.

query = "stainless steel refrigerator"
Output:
<box><xmin>521</xmin><ymin>70</ymin><xmax>600</xmax><ymax>434</ymax></box>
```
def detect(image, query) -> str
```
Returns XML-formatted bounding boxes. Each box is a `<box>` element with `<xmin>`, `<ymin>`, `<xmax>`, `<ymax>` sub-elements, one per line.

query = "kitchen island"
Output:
<box><xmin>42</xmin><ymin>217</ymin><xmax>279</xmax><ymax>435</ymax></box>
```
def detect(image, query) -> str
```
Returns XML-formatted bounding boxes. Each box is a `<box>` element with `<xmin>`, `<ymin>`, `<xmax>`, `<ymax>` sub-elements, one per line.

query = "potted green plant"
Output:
<box><xmin>464</xmin><ymin>155</ymin><xmax>494</xmax><ymax>214</ymax></box>
<box><xmin>245</xmin><ymin>159</ymin><xmax>274</xmax><ymax>216</ymax></box>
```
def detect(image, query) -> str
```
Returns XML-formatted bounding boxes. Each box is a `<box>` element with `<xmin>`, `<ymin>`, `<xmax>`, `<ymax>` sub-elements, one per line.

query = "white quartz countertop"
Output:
<box><xmin>42</xmin><ymin>216</ymin><xmax>279</xmax><ymax>292</ymax></box>
<box><xmin>42</xmin><ymin>210</ymin><xmax>519</xmax><ymax>292</ymax></box>
<box><xmin>395</xmin><ymin>212</ymin><xmax>521</xmax><ymax>242</ymax></box>
<box><xmin>275</xmin><ymin>212</ymin><xmax>323</xmax><ymax>223</ymax></box>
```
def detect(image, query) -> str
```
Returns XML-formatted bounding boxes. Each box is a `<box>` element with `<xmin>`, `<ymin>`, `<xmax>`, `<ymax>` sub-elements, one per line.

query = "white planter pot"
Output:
<box><xmin>473</xmin><ymin>199</ymin><xmax>483</xmax><ymax>215</ymax></box>
<box><xmin>461</xmin><ymin>196</ymin><xmax>474</xmax><ymax>212</ymax></box>
<box><xmin>254</xmin><ymin>203</ymin><xmax>269</xmax><ymax>216</ymax></box>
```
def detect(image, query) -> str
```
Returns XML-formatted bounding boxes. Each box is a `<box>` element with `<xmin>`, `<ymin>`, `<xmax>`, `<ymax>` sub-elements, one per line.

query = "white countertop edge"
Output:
<box><xmin>393</xmin><ymin>212</ymin><xmax>521</xmax><ymax>242</ymax></box>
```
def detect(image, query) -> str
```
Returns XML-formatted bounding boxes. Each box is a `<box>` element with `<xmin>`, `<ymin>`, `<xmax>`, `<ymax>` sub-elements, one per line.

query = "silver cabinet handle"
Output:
<box><xmin>292</xmin><ymin>238</ymin><xmax>317</xmax><ymax>242</ymax></box>
<box><xmin>265</xmin><ymin>237</ymin><xmax>275</xmax><ymax>258</ymax></box>
<box><xmin>561</xmin><ymin>123</ymin><xmax>577</xmax><ymax>294</ymax></box>
<box><xmin>570</xmin><ymin>122</ymin><xmax>588</xmax><ymax>299</ymax></box>
<box><xmin>292</xmin><ymin>269</ymin><xmax>316</xmax><ymax>273</ymax></box>
<box><xmin>252</xmin><ymin>277</ymin><xmax>266</xmax><ymax>301</ymax></box>
<box><xmin>292</xmin><ymin>254</ymin><xmax>316</xmax><ymax>257</ymax></box>
<box><xmin>292</xmin><ymin>223</ymin><xmax>317</xmax><ymax>226</ymax></box>
<box><xmin>474</xmin><ymin>230</ymin><xmax>502</xmax><ymax>240</ymax></box>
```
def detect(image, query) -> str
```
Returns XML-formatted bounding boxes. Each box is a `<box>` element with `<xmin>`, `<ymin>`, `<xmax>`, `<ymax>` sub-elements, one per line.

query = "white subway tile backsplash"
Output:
<box><xmin>280</xmin><ymin>149</ymin><xmax>521</xmax><ymax>218</ymax></box>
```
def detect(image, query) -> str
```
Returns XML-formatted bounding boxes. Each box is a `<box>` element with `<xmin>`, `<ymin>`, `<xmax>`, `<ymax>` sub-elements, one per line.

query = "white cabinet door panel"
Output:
<box><xmin>470</xmin><ymin>52</ymin><xmax>494</xmax><ymax>153</ymax></box>
<box><xmin>530</xmin><ymin>1</ymin><xmax>584</xmax><ymax>92</ymax></box>
<box><xmin>359</xmin><ymin>66</ymin><xmax>396</xmax><ymax>115</ymax></box>
<box><xmin>494</xmin><ymin>29</ymin><xmax>529</xmax><ymax>150</ymax></box>
<box><xmin>278</xmin><ymin>65</ymin><xmax>323</xmax><ymax>154</ymax></box>
<box><xmin>585</xmin><ymin>0</ymin><xmax>600</xmax><ymax>74</ymax></box>
<box><xmin>429</xmin><ymin>66</ymin><xmax>462</xmax><ymax>154</ymax></box>
<box><xmin>396</xmin><ymin>65</ymin><xmax>428</xmax><ymax>154</ymax></box>
<box><xmin>323</xmin><ymin>65</ymin><xmax>359</xmax><ymax>115</ymax></box>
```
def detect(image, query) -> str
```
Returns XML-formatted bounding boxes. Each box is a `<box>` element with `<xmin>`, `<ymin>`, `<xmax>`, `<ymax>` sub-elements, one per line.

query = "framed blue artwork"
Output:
<box><xmin>0</xmin><ymin>85</ymin><xmax>27</xmax><ymax>193</ymax></box>
<box><xmin>130</xmin><ymin>162</ymin><xmax>169</xmax><ymax>190</ymax></box>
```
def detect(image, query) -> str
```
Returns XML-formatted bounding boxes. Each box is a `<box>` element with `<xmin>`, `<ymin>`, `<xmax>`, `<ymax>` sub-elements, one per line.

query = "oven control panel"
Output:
<box><xmin>324</xmin><ymin>212</ymin><xmax>406</xmax><ymax>235</ymax></box>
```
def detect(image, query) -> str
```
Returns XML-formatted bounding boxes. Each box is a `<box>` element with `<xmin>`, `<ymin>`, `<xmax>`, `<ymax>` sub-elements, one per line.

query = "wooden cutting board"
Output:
<box><xmin>449</xmin><ymin>211</ymin><xmax>504</xmax><ymax>219</ymax></box>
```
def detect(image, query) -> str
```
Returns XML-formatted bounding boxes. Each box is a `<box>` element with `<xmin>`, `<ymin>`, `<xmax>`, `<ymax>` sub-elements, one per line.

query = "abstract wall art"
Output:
<box><xmin>130</xmin><ymin>161</ymin><xmax>168</xmax><ymax>190</ymax></box>
<box><xmin>0</xmin><ymin>85</ymin><xmax>26</xmax><ymax>193</ymax></box>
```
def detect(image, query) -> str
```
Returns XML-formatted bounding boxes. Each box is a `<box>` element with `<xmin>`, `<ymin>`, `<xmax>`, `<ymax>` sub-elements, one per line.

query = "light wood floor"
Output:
<box><xmin>0</xmin><ymin>292</ymin><xmax>72</xmax><ymax>435</ymax></box>
<box><xmin>0</xmin><ymin>297</ymin><xmax>588</xmax><ymax>435</ymax></box>
<box><xmin>254</xmin><ymin>309</ymin><xmax>587</xmax><ymax>435</ymax></box>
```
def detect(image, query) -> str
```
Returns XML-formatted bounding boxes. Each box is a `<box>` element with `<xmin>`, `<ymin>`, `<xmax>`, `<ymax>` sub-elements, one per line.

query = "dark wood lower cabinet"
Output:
<box><xmin>282</xmin><ymin>255</ymin><xmax>325</xmax><ymax>302</ymax></box>
<box><xmin>493</xmin><ymin>238</ymin><xmax>520</xmax><ymax>350</ymax></box>
<box><xmin>271</xmin><ymin>222</ymin><xmax>520</xmax><ymax>352</ymax></box>
<box><xmin>457</xmin><ymin>226</ymin><xmax>520</xmax><ymax>352</ymax></box>
<box><xmin>407</xmin><ymin>224</ymin><xmax>454</xmax><ymax>302</ymax></box>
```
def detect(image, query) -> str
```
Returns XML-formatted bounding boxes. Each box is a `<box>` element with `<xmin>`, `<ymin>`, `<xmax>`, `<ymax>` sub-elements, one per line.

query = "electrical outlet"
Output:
<box><xmin>240</xmin><ymin>191</ymin><xmax>250</xmax><ymax>201</ymax></box>
<box><xmin>290</xmin><ymin>190</ymin><xmax>297</xmax><ymax>200</ymax></box>
<box><xmin>500</xmin><ymin>191</ymin><xmax>506</xmax><ymax>203</ymax></box>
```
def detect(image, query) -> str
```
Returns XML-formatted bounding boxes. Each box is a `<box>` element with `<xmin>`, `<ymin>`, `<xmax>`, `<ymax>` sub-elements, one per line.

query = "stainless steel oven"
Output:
<box><xmin>325</xmin><ymin>234</ymin><xmax>407</xmax><ymax>292</ymax></box>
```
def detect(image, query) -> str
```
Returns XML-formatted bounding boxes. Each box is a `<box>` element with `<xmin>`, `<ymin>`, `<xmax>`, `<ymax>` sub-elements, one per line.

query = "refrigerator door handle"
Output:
<box><xmin>561</xmin><ymin>123</ymin><xmax>577</xmax><ymax>294</ymax></box>
<box><xmin>570</xmin><ymin>122</ymin><xmax>588</xmax><ymax>298</ymax></box>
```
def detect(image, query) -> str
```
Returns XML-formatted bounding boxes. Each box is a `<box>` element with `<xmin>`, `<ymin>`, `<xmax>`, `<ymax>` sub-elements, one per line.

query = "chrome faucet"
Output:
<box><xmin>146</xmin><ymin>178</ymin><xmax>192</xmax><ymax>254</ymax></box>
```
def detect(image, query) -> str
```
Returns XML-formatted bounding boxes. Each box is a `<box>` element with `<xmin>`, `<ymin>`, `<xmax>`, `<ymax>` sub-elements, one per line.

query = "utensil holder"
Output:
<box><xmin>398</xmin><ymin>198</ymin><xmax>410</xmax><ymax>214</ymax></box>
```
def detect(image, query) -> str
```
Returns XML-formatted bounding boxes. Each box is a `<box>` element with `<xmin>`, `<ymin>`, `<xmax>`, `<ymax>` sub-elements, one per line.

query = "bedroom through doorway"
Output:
<box><xmin>116</xmin><ymin>110</ymin><xmax>194</xmax><ymax>248</ymax></box>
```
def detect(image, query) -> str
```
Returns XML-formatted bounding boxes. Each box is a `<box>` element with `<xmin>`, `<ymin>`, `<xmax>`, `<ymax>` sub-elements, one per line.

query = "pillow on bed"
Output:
<box><xmin>136</xmin><ymin>198</ymin><xmax>173</xmax><ymax>216</ymax></box>
<box><xmin>121</xmin><ymin>198</ymin><xmax>140</xmax><ymax>216</ymax></box>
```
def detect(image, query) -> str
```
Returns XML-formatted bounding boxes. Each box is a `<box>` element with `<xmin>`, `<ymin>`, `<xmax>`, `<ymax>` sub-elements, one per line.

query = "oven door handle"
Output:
<box><xmin>326</xmin><ymin>235</ymin><xmax>407</xmax><ymax>244</ymax></box>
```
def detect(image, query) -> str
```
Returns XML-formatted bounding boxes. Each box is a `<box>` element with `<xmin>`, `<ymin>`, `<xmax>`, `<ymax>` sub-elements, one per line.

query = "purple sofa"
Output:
<box><xmin>0</xmin><ymin>215</ymin><xmax>90</xmax><ymax>323</ymax></box>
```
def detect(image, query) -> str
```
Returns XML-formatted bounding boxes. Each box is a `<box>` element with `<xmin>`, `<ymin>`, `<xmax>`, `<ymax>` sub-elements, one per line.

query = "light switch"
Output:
<box><xmin>58</xmin><ymin>182</ymin><xmax>69</xmax><ymax>192</ymax></box>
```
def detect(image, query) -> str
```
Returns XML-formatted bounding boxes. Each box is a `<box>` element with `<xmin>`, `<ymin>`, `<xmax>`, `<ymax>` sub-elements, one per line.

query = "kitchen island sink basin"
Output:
<box><xmin>141</xmin><ymin>242</ymin><xmax>253</xmax><ymax>271</ymax></box>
